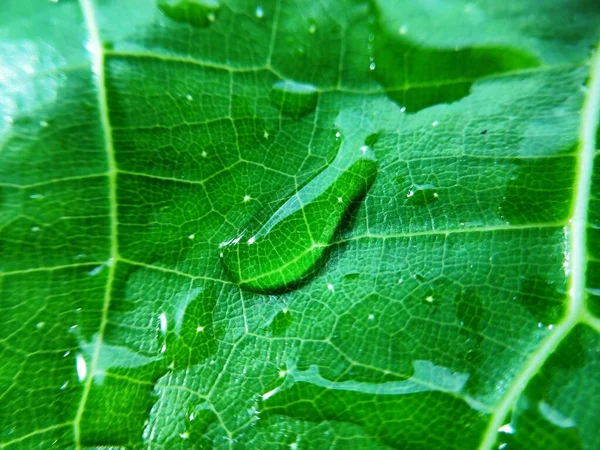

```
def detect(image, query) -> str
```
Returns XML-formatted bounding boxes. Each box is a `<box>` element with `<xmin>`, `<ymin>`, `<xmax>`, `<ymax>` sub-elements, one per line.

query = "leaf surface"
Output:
<box><xmin>1</xmin><ymin>0</ymin><xmax>600</xmax><ymax>448</ymax></box>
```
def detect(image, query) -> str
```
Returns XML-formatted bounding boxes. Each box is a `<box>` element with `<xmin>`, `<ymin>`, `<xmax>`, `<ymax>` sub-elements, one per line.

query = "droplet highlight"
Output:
<box><xmin>221</xmin><ymin>143</ymin><xmax>378</xmax><ymax>293</ymax></box>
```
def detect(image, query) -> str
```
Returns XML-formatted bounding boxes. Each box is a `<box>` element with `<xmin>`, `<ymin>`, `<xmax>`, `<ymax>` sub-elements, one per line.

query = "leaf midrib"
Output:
<box><xmin>72</xmin><ymin>0</ymin><xmax>118</xmax><ymax>447</ymax></box>
<box><xmin>478</xmin><ymin>41</ymin><xmax>600</xmax><ymax>450</ymax></box>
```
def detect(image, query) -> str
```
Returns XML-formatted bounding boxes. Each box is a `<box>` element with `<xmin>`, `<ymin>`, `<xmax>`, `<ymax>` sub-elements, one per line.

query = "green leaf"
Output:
<box><xmin>1</xmin><ymin>0</ymin><xmax>600</xmax><ymax>449</ymax></box>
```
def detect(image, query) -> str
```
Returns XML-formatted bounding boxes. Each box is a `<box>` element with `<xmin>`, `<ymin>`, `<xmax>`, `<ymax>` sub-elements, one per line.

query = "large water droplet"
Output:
<box><xmin>159</xmin><ymin>0</ymin><xmax>220</xmax><ymax>28</ymax></box>
<box><xmin>221</xmin><ymin>144</ymin><xmax>378</xmax><ymax>293</ymax></box>
<box><xmin>270</xmin><ymin>80</ymin><xmax>318</xmax><ymax>118</ymax></box>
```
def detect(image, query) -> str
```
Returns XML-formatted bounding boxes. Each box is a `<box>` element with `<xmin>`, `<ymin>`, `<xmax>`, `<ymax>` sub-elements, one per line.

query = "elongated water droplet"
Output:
<box><xmin>270</xmin><ymin>80</ymin><xmax>318</xmax><ymax>118</ymax></box>
<box><xmin>222</xmin><ymin>144</ymin><xmax>378</xmax><ymax>293</ymax></box>
<box><xmin>159</xmin><ymin>0</ymin><xmax>220</xmax><ymax>28</ymax></box>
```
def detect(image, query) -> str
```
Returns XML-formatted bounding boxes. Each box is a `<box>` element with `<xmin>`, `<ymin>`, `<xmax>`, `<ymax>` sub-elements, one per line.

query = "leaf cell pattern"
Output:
<box><xmin>1</xmin><ymin>0</ymin><xmax>600</xmax><ymax>449</ymax></box>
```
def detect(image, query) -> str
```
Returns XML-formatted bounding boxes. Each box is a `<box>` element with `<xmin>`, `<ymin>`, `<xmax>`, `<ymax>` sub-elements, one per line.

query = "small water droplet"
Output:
<box><xmin>369</xmin><ymin>62</ymin><xmax>376</xmax><ymax>71</ymax></box>
<box><xmin>87</xmin><ymin>264</ymin><xmax>104</xmax><ymax>276</ymax></box>
<box><xmin>262</xmin><ymin>386</ymin><xmax>280</xmax><ymax>400</ymax></box>
<box><xmin>399</xmin><ymin>25</ymin><xmax>408</xmax><ymax>35</ymax></box>
<box><xmin>39</xmin><ymin>120</ymin><xmax>49</xmax><ymax>127</ymax></box>
<box><xmin>221</xmin><ymin>143</ymin><xmax>378</xmax><ymax>293</ymax></box>
<box><xmin>31</xmin><ymin>226</ymin><xmax>40</xmax><ymax>232</ymax></box>
<box><xmin>364</xmin><ymin>132</ymin><xmax>380</xmax><ymax>148</ymax></box>
<box><xmin>413</xmin><ymin>274</ymin><xmax>426</xmax><ymax>283</ymax></box>
<box><xmin>269</xmin><ymin>308</ymin><xmax>293</xmax><ymax>335</ymax></box>
<box><xmin>405</xmin><ymin>184</ymin><xmax>439</xmax><ymax>206</ymax></box>
<box><xmin>465</xmin><ymin>349</ymin><xmax>478</xmax><ymax>361</ymax></box>
<box><xmin>498</xmin><ymin>423</ymin><xmax>515</xmax><ymax>434</ymax></box>
<box><xmin>29</xmin><ymin>193</ymin><xmax>44</xmax><ymax>200</ymax></box>
<box><xmin>518</xmin><ymin>277</ymin><xmax>566</xmax><ymax>328</ymax></box>
<box><xmin>159</xmin><ymin>0</ymin><xmax>220</xmax><ymax>28</ymax></box>
<box><xmin>158</xmin><ymin>312</ymin><xmax>168</xmax><ymax>334</ymax></box>
<box><xmin>186</xmin><ymin>94</ymin><xmax>193</xmax><ymax>101</ymax></box>
<box><xmin>295</xmin><ymin>45</ymin><xmax>307</xmax><ymax>56</ymax></box>
<box><xmin>454</xmin><ymin>288</ymin><xmax>486</xmax><ymax>332</ymax></box>
<box><xmin>255</xmin><ymin>5</ymin><xmax>264</xmax><ymax>18</ymax></box>
<box><xmin>270</xmin><ymin>80</ymin><xmax>318</xmax><ymax>118</ymax></box>
<box><xmin>75</xmin><ymin>354</ymin><xmax>87</xmax><ymax>381</ymax></box>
